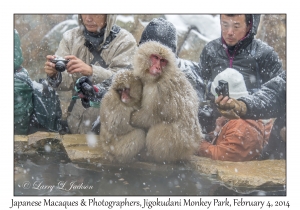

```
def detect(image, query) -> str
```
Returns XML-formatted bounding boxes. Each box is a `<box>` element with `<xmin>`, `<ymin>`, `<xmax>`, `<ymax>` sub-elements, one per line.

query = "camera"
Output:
<box><xmin>215</xmin><ymin>80</ymin><xmax>229</xmax><ymax>97</ymax></box>
<box><xmin>50</xmin><ymin>57</ymin><xmax>69</xmax><ymax>72</ymax></box>
<box><xmin>198</xmin><ymin>104</ymin><xmax>215</xmax><ymax>134</ymax></box>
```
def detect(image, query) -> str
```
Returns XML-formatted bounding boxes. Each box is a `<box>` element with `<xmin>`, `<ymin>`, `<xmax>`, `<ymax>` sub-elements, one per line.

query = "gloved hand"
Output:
<box><xmin>75</xmin><ymin>76</ymin><xmax>107</xmax><ymax>108</ymax></box>
<box><xmin>216</xmin><ymin>98</ymin><xmax>247</xmax><ymax>119</ymax></box>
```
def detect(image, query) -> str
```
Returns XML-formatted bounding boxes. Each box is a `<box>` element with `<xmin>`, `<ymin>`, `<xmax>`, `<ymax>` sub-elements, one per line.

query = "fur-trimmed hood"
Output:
<box><xmin>133</xmin><ymin>41</ymin><xmax>178</xmax><ymax>84</ymax></box>
<box><xmin>77</xmin><ymin>14</ymin><xmax>117</xmax><ymax>47</ymax></box>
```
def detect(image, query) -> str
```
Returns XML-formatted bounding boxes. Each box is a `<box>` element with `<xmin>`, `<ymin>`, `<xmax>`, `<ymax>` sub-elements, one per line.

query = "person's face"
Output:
<box><xmin>220</xmin><ymin>15</ymin><xmax>251</xmax><ymax>46</ymax></box>
<box><xmin>81</xmin><ymin>14</ymin><xmax>107</xmax><ymax>33</ymax></box>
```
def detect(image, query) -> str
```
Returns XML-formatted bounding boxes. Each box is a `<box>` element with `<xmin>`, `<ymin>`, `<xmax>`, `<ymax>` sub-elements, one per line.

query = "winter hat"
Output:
<box><xmin>139</xmin><ymin>18</ymin><xmax>177</xmax><ymax>54</ymax></box>
<box><xmin>211</xmin><ymin>68</ymin><xmax>248</xmax><ymax>99</ymax></box>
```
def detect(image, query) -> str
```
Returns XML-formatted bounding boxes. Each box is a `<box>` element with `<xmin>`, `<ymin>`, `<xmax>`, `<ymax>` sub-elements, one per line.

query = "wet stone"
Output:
<box><xmin>14</xmin><ymin>132</ymin><xmax>286</xmax><ymax>188</ymax></box>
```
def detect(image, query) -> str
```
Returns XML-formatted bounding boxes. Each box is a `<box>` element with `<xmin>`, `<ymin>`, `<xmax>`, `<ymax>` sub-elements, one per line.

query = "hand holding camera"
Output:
<box><xmin>50</xmin><ymin>57</ymin><xmax>69</xmax><ymax>72</ymax></box>
<box><xmin>75</xmin><ymin>76</ymin><xmax>107</xmax><ymax>108</ymax></box>
<box><xmin>215</xmin><ymin>96</ymin><xmax>247</xmax><ymax>119</ymax></box>
<box><xmin>214</xmin><ymin>80</ymin><xmax>247</xmax><ymax>119</ymax></box>
<box><xmin>215</xmin><ymin>80</ymin><xmax>229</xmax><ymax>97</ymax></box>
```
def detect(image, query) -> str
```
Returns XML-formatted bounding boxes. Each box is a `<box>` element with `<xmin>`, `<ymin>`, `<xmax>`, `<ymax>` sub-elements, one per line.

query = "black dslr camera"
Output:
<box><xmin>50</xmin><ymin>57</ymin><xmax>69</xmax><ymax>72</ymax></box>
<box><xmin>215</xmin><ymin>80</ymin><xmax>229</xmax><ymax>97</ymax></box>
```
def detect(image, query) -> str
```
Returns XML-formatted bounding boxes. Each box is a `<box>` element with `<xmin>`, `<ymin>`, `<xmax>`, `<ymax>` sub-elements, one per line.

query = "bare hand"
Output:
<box><xmin>44</xmin><ymin>55</ymin><xmax>58</xmax><ymax>77</ymax></box>
<box><xmin>65</xmin><ymin>55</ymin><xmax>93</xmax><ymax>76</ymax></box>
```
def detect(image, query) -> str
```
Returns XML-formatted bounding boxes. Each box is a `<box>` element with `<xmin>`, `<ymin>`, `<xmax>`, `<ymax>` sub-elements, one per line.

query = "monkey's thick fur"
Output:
<box><xmin>131</xmin><ymin>41</ymin><xmax>202</xmax><ymax>163</ymax></box>
<box><xmin>99</xmin><ymin>71</ymin><xmax>146</xmax><ymax>163</ymax></box>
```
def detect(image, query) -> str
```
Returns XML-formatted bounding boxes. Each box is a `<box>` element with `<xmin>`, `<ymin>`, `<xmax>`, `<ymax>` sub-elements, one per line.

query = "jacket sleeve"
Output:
<box><xmin>198</xmin><ymin>119</ymin><xmax>263</xmax><ymax>161</ymax></box>
<box><xmin>177</xmin><ymin>58</ymin><xmax>206</xmax><ymax>102</ymax></box>
<box><xmin>258</xmin><ymin>43</ymin><xmax>284</xmax><ymax>83</ymax></box>
<box><xmin>90</xmin><ymin>35</ymin><xmax>137</xmax><ymax>84</ymax></box>
<box><xmin>198</xmin><ymin>45</ymin><xmax>211</xmax><ymax>81</ymax></box>
<box><xmin>48</xmin><ymin>35</ymin><xmax>76</xmax><ymax>91</ymax></box>
<box><xmin>239</xmin><ymin>71</ymin><xmax>286</xmax><ymax>119</ymax></box>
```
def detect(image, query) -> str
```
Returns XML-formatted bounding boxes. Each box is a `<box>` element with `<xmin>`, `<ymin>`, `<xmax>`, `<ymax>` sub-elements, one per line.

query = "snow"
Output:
<box><xmin>165</xmin><ymin>15</ymin><xmax>220</xmax><ymax>41</ymax></box>
<box><xmin>32</xmin><ymin>81</ymin><xmax>43</xmax><ymax>92</ymax></box>
<box><xmin>86</xmin><ymin>132</ymin><xmax>98</xmax><ymax>147</ymax></box>
<box><xmin>116</xmin><ymin>15</ymin><xmax>134</xmax><ymax>23</ymax></box>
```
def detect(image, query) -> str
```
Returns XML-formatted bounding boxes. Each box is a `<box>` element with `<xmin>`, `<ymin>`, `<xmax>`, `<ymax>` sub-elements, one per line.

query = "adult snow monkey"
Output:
<box><xmin>99</xmin><ymin>70</ymin><xmax>146</xmax><ymax>163</ymax></box>
<box><xmin>131</xmin><ymin>41</ymin><xmax>202</xmax><ymax>163</ymax></box>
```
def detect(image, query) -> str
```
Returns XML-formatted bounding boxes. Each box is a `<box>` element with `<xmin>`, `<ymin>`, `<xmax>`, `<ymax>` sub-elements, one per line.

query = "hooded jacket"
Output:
<box><xmin>239</xmin><ymin>71</ymin><xmax>286</xmax><ymax>159</ymax></box>
<box><xmin>14</xmin><ymin>29</ymin><xmax>33</xmax><ymax>135</ymax></box>
<box><xmin>199</xmin><ymin>14</ymin><xmax>283</xmax><ymax>94</ymax></box>
<box><xmin>198</xmin><ymin>116</ymin><xmax>273</xmax><ymax>162</ymax></box>
<box><xmin>48</xmin><ymin>15</ymin><xmax>137</xmax><ymax>134</ymax></box>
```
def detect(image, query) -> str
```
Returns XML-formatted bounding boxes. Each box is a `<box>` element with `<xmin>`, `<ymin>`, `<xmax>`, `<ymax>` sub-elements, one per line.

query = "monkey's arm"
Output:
<box><xmin>130</xmin><ymin>109</ymin><xmax>153</xmax><ymax>130</ymax></box>
<box><xmin>100</xmin><ymin>93</ymin><xmax>135</xmax><ymax>136</ymax></box>
<box><xmin>104</xmin><ymin>107</ymin><xmax>135</xmax><ymax>136</ymax></box>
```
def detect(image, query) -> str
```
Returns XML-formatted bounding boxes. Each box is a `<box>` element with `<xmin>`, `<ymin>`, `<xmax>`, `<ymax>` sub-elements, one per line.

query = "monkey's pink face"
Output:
<box><xmin>149</xmin><ymin>54</ymin><xmax>168</xmax><ymax>77</ymax></box>
<box><xmin>118</xmin><ymin>88</ymin><xmax>131</xmax><ymax>104</ymax></box>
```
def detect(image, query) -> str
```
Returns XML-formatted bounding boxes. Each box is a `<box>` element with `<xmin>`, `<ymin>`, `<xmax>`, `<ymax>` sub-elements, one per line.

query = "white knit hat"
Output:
<box><xmin>211</xmin><ymin>68</ymin><xmax>249</xmax><ymax>99</ymax></box>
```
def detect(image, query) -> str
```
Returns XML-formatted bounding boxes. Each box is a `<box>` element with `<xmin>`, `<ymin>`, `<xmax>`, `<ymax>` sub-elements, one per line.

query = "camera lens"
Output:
<box><xmin>55</xmin><ymin>61</ymin><xmax>66</xmax><ymax>72</ymax></box>
<box><xmin>215</xmin><ymin>86</ymin><xmax>222</xmax><ymax>95</ymax></box>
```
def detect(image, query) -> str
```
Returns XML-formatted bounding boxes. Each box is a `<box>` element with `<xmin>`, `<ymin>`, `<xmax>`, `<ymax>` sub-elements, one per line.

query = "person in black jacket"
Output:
<box><xmin>198</xmin><ymin>14</ymin><xmax>284</xmax><ymax>135</ymax></box>
<box><xmin>215</xmin><ymin>71</ymin><xmax>286</xmax><ymax>159</ymax></box>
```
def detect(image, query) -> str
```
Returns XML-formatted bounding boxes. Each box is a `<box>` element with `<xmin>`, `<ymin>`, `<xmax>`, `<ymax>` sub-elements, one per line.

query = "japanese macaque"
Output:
<box><xmin>99</xmin><ymin>70</ymin><xmax>146</xmax><ymax>163</ymax></box>
<box><xmin>131</xmin><ymin>41</ymin><xmax>202</xmax><ymax>163</ymax></box>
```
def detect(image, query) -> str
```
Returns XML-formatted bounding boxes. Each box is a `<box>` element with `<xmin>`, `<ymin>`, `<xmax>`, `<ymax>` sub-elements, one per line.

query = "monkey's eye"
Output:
<box><xmin>117</xmin><ymin>89</ymin><xmax>122</xmax><ymax>94</ymax></box>
<box><xmin>150</xmin><ymin>54</ymin><xmax>160</xmax><ymax>61</ymax></box>
<box><xmin>153</xmin><ymin>55</ymin><xmax>159</xmax><ymax>60</ymax></box>
<box><xmin>160</xmin><ymin>58</ymin><xmax>168</xmax><ymax>67</ymax></box>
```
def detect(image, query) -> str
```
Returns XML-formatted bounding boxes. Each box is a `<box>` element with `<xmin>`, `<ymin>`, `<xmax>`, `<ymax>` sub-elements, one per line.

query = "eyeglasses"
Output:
<box><xmin>221</xmin><ymin>22</ymin><xmax>246</xmax><ymax>32</ymax></box>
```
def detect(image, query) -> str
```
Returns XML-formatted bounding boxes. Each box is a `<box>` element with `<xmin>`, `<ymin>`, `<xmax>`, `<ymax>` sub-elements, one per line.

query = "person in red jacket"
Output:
<box><xmin>198</xmin><ymin>68</ymin><xmax>273</xmax><ymax>162</ymax></box>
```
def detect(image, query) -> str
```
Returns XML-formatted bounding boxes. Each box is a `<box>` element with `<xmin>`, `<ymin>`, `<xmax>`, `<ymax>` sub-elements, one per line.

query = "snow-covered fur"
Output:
<box><xmin>131</xmin><ymin>41</ymin><xmax>202</xmax><ymax>163</ymax></box>
<box><xmin>99</xmin><ymin>71</ymin><xmax>145</xmax><ymax>163</ymax></box>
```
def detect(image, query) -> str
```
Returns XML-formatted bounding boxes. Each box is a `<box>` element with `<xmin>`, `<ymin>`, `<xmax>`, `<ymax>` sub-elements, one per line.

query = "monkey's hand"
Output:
<box><xmin>75</xmin><ymin>76</ymin><xmax>107</xmax><ymax>108</ymax></box>
<box><xmin>216</xmin><ymin>98</ymin><xmax>247</xmax><ymax>119</ymax></box>
<box><xmin>130</xmin><ymin>110</ymin><xmax>150</xmax><ymax>129</ymax></box>
<box><xmin>130</xmin><ymin>110</ymin><xmax>140</xmax><ymax>128</ymax></box>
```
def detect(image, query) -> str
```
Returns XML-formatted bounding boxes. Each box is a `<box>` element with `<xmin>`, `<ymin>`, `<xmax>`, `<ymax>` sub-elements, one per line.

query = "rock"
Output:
<box><xmin>190</xmin><ymin>156</ymin><xmax>285</xmax><ymax>188</ymax></box>
<box><xmin>14</xmin><ymin>132</ymin><xmax>286</xmax><ymax>188</ymax></box>
<box><xmin>116</xmin><ymin>15</ymin><xmax>135</xmax><ymax>33</ymax></box>
<box><xmin>256</xmin><ymin>14</ymin><xmax>286</xmax><ymax>70</ymax></box>
<box><xmin>27</xmin><ymin>131</ymin><xmax>62</xmax><ymax>146</ymax></box>
<box><xmin>178</xmin><ymin>29</ymin><xmax>209</xmax><ymax>62</ymax></box>
<box><xmin>61</xmin><ymin>134</ymin><xmax>103</xmax><ymax>163</ymax></box>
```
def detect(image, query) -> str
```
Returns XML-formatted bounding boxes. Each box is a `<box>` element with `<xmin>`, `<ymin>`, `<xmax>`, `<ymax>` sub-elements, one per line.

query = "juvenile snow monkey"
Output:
<box><xmin>130</xmin><ymin>19</ymin><xmax>202</xmax><ymax>163</ymax></box>
<box><xmin>99</xmin><ymin>70</ymin><xmax>145</xmax><ymax>163</ymax></box>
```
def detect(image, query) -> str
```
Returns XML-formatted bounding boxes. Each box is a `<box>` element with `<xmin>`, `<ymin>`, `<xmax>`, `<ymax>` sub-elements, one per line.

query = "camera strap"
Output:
<box><xmin>85</xmin><ymin>25</ymin><xmax>121</xmax><ymax>68</ymax></box>
<box><xmin>68</xmin><ymin>25</ymin><xmax>121</xmax><ymax>114</ymax></box>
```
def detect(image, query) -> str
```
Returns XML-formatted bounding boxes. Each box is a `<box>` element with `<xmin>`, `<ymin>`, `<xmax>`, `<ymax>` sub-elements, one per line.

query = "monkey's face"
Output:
<box><xmin>134</xmin><ymin>41</ymin><xmax>177</xmax><ymax>84</ymax></box>
<box><xmin>112</xmin><ymin>71</ymin><xmax>143</xmax><ymax>107</ymax></box>
<box><xmin>117</xmin><ymin>88</ymin><xmax>131</xmax><ymax>104</ymax></box>
<box><xmin>148</xmin><ymin>54</ymin><xmax>168</xmax><ymax>77</ymax></box>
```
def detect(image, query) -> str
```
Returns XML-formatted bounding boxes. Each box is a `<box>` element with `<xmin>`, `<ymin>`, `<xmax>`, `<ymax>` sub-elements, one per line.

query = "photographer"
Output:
<box><xmin>14</xmin><ymin>29</ymin><xmax>33</xmax><ymax>135</ymax></box>
<box><xmin>215</xmin><ymin>71</ymin><xmax>286</xmax><ymax>159</ymax></box>
<box><xmin>198</xmin><ymin>14</ymin><xmax>284</xmax><ymax>135</ymax></box>
<box><xmin>44</xmin><ymin>14</ymin><xmax>137</xmax><ymax>134</ymax></box>
<box><xmin>197</xmin><ymin>68</ymin><xmax>273</xmax><ymax>162</ymax></box>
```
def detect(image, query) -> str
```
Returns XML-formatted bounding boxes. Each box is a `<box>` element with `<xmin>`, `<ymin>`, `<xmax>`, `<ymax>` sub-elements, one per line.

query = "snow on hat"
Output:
<box><xmin>211</xmin><ymin>68</ymin><xmax>249</xmax><ymax>99</ymax></box>
<box><xmin>139</xmin><ymin>18</ymin><xmax>177</xmax><ymax>54</ymax></box>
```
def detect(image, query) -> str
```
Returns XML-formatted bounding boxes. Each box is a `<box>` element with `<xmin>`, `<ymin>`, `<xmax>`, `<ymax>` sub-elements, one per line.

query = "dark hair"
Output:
<box><xmin>222</xmin><ymin>14</ymin><xmax>252</xmax><ymax>27</ymax></box>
